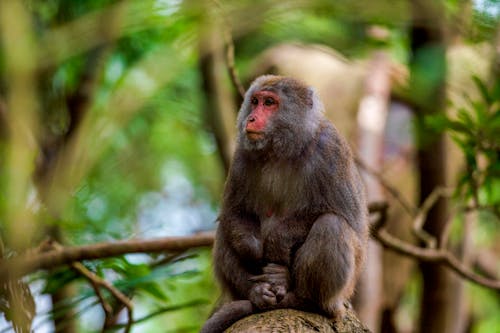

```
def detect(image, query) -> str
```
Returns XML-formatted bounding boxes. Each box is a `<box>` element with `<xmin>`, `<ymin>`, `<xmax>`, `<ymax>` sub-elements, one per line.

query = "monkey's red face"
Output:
<box><xmin>245</xmin><ymin>90</ymin><xmax>280</xmax><ymax>141</ymax></box>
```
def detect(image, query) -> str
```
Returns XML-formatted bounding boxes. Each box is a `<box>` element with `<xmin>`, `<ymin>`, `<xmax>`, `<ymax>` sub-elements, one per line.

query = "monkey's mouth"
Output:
<box><xmin>246</xmin><ymin>130</ymin><xmax>264</xmax><ymax>141</ymax></box>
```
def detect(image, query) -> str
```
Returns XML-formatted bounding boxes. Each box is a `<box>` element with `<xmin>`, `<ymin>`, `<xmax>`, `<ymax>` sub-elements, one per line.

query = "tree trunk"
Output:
<box><xmin>409</xmin><ymin>2</ymin><xmax>461</xmax><ymax>333</ymax></box>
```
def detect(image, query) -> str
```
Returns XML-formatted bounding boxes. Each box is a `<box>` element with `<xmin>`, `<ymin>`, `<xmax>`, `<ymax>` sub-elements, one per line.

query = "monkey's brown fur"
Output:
<box><xmin>201</xmin><ymin>75</ymin><xmax>368</xmax><ymax>333</ymax></box>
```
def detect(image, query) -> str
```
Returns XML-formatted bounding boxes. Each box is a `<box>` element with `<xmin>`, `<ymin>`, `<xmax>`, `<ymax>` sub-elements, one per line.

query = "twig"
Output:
<box><xmin>356</xmin><ymin>158</ymin><xmax>458</xmax><ymax>248</ymax></box>
<box><xmin>412</xmin><ymin>186</ymin><xmax>453</xmax><ymax>248</ymax></box>
<box><xmin>71</xmin><ymin>262</ymin><xmax>133</xmax><ymax>333</ymax></box>
<box><xmin>0</xmin><ymin>232</ymin><xmax>215</xmax><ymax>283</ymax></box>
<box><xmin>76</xmin><ymin>262</ymin><xmax>113</xmax><ymax>316</ymax></box>
<box><xmin>474</xmin><ymin>250</ymin><xmax>500</xmax><ymax>284</ymax></box>
<box><xmin>43</xmin><ymin>241</ymin><xmax>133</xmax><ymax>333</ymax></box>
<box><xmin>105</xmin><ymin>300</ymin><xmax>206</xmax><ymax>331</ymax></box>
<box><xmin>355</xmin><ymin>156</ymin><xmax>414</xmax><ymax>216</ymax></box>
<box><xmin>211</xmin><ymin>0</ymin><xmax>246</xmax><ymax>98</ymax></box>
<box><xmin>223</xmin><ymin>28</ymin><xmax>245</xmax><ymax>99</ymax></box>
<box><xmin>369</xmin><ymin>202</ymin><xmax>500</xmax><ymax>291</ymax></box>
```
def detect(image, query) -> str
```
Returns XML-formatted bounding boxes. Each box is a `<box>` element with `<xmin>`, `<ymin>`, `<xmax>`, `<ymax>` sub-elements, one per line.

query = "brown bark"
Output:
<box><xmin>226</xmin><ymin>308</ymin><xmax>370</xmax><ymax>333</ymax></box>
<box><xmin>0</xmin><ymin>232</ymin><xmax>215</xmax><ymax>283</ymax></box>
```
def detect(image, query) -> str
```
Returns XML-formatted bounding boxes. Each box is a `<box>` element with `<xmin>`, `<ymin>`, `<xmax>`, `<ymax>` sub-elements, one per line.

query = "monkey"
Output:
<box><xmin>200</xmin><ymin>75</ymin><xmax>368</xmax><ymax>333</ymax></box>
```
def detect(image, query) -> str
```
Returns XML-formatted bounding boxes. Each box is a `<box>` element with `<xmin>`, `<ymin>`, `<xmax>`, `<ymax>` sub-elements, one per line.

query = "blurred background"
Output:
<box><xmin>0</xmin><ymin>0</ymin><xmax>498</xmax><ymax>332</ymax></box>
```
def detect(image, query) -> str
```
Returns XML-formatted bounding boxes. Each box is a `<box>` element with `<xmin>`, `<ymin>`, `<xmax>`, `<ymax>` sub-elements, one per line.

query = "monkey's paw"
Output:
<box><xmin>263</xmin><ymin>263</ymin><xmax>289</xmax><ymax>301</ymax></box>
<box><xmin>250</xmin><ymin>263</ymin><xmax>290</xmax><ymax>302</ymax></box>
<box><xmin>249</xmin><ymin>282</ymin><xmax>277</xmax><ymax>309</ymax></box>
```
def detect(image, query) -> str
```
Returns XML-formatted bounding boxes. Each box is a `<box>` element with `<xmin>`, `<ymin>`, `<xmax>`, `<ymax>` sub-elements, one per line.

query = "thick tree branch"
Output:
<box><xmin>0</xmin><ymin>232</ymin><xmax>214</xmax><ymax>283</ymax></box>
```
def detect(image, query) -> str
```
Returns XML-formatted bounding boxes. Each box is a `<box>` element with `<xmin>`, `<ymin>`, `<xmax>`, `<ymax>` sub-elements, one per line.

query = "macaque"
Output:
<box><xmin>200</xmin><ymin>75</ymin><xmax>368</xmax><ymax>333</ymax></box>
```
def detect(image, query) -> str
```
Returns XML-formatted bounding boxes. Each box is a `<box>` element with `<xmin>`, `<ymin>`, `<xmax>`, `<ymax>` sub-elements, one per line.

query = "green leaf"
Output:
<box><xmin>139</xmin><ymin>282</ymin><xmax>169</xmax><ymax>301</ymax></box>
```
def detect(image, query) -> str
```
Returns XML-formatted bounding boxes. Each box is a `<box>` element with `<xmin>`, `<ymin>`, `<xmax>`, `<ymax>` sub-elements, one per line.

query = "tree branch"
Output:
<box><xmin>412</xmin><ymin>186</ymin><xmax>453</xmax><ymax>248</ymax></box>
<box><xmin>1</xmin><ymin>205</ymin><xmax>499</xmax><ymax>293</ymax></box>
<box><xmin>71</xmin><ymin>262</ymin><xmax>133</xmax><ymax>333</ymax></box>
<box><xmin>212</xmin><ymin>0</ymin><xmax>246</xmax><ymax>99</ymax></box>
<box><xmin>370</xmin><ymin>203</ymin><xmax>500</xmax><ymax>291</ymax></box>
<box><xmin>0</xmin><ymin>232</ymin><xmax>215</xmax><ymax>283</ymax></box>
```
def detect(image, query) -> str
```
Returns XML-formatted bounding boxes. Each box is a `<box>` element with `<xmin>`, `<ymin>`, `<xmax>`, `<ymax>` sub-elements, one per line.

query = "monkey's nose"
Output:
<box><xmin>248</xmin><ymin>116</ymin><xmax>256</xmax><ymax>122</ymax></box>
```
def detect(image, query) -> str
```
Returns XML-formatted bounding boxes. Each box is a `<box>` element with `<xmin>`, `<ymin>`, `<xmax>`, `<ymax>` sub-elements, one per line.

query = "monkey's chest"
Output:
<box><xmin>253</xmin><ymin>166</ymin><xmax>308</xmax><ymax>213</ymax></box>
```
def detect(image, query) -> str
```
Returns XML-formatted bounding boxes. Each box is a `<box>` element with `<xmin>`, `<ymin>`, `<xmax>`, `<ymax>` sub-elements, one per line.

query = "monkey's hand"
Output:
<box><xmin>249</xmin><ymin>263</ymin><xmax>290</xmax><ymax>303</ymax></box>
<box><xmin>248</xmin><ymin>282</ymin><xmax>277</xmax><ymax>309</ymax></box>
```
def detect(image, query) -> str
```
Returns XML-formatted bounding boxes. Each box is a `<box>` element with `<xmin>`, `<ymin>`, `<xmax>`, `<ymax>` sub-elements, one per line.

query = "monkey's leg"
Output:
<box><xmin>200</xmin><ymin>300</ymin><xmax>254</xmax><ymax>333</ymax></box>
<box><xmin>291</xmin><ymin>213</ymin><xmax>359</xmax><ymax>318</ymax></box>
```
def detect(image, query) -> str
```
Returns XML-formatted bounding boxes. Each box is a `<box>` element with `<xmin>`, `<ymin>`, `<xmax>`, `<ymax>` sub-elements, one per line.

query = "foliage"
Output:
<box><xmin>424</xmin><ymin>75</ymin><xmax>500</xmax><ymax>332</ymax></box>
<box><xmin>0</xmin><ymin>0</ymin><xmax>499</xmax><ymax>332</ymax></box>
<box><xmin>427</xmin><ymin>76</ymin><xmax>500</xmax><ymax>214</ymax></box>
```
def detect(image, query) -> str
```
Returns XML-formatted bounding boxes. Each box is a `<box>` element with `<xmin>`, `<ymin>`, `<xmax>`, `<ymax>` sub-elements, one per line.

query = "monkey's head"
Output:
<box><xmin>237</xmin><ymin>75</ymin><xmax>324</xmax><ymax>156</ymax></box>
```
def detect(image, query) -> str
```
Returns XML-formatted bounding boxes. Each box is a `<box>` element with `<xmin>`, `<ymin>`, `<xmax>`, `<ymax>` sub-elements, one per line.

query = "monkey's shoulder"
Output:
<box><xmin>304</xmin><ymin>120</ymin><xmax>353</xmax><ymax>174</ymax></box>
<box><xmin>316</xmin><ymin>120</ymin><xmax>351</xmax><ymax>153</ymax></box>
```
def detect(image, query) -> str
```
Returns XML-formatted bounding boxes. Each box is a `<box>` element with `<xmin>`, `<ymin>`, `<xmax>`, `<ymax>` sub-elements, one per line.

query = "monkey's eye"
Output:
<box><xmin>251</xmin><ymin>97</ymin><xmax>258</xmax><ymax>105</ymax></box>
<box><xmin>264</xmin><ymin>97</ymin><xmax>275</xmax><ymax>106</ymax></box>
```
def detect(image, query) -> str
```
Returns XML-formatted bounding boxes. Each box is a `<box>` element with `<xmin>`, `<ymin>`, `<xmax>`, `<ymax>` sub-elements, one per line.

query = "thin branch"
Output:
<box><xmin>356</xmin><ymin>158</ymin><xmax>459</xmax><ymax>248</ymax></box>
<box><xmin>211</xmin><ymin>0</ymin><xmax>246</xmax><ymax>98</ymax></box>
<box><xmin>412</xmin><ymin>186</ymin><xmax>453</xmax><ymax>248</ymax></box>
<box><xmin>370</xmin><ymin>202</ymin><xmax>500</xmax><ymax>291</ymax></box>
<box><xmin>222</xmin><ymin>27</ymin><xmax>245</xmax><ymax>99</ymax></box>
<box><xmin>474</xmin><ymin>250</ymin><xmax>500</xmax><ymax>284</ymax></box>
<box><xmin>105</xmin><ymin>300</ymin><xmax>206</xmax><ymax>331</ymax></box>
<box><xmin>43</xmin><ymin>241</ymin><xmax>133</xmax><ymax>332</ymax></box>
<box><xmin>72</xmin><ymin>262</ymin><xmax>133</xmax><ymax>333</ymax></box>
<box><xmin>97</xmin><ymin>252</ymin><xmax>193</xmax><ymax>329</ymax></box>
<box><xmin>75</xmin><ymin>262</ymin><xmax>113</xmax><ymax>317</ymax></box>
<box><xmin>0</xmin><ymin>232</ymin><xmax>215</xmax><ymax>283</ymax></box>
<box><xmin>355</xmin><ymin>156</ymin><xmax>415</xmax><ymax>216</ymax></box>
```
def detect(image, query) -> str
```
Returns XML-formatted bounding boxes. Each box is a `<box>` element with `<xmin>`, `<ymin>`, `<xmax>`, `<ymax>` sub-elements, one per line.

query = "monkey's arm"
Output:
<box><xmin>214</xmin><ymin>224</ymin><xmax>262</xmax><ymax>297</ymax></box>
<box><xmin>215</xmin><ymin>223</ymin><xmax>282</xmax><ymax>309</ymax></box>
<box><xmin>218</xmin><ymin>213</ymin><xmax>263</xmax><ymax>262</ymax></box>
